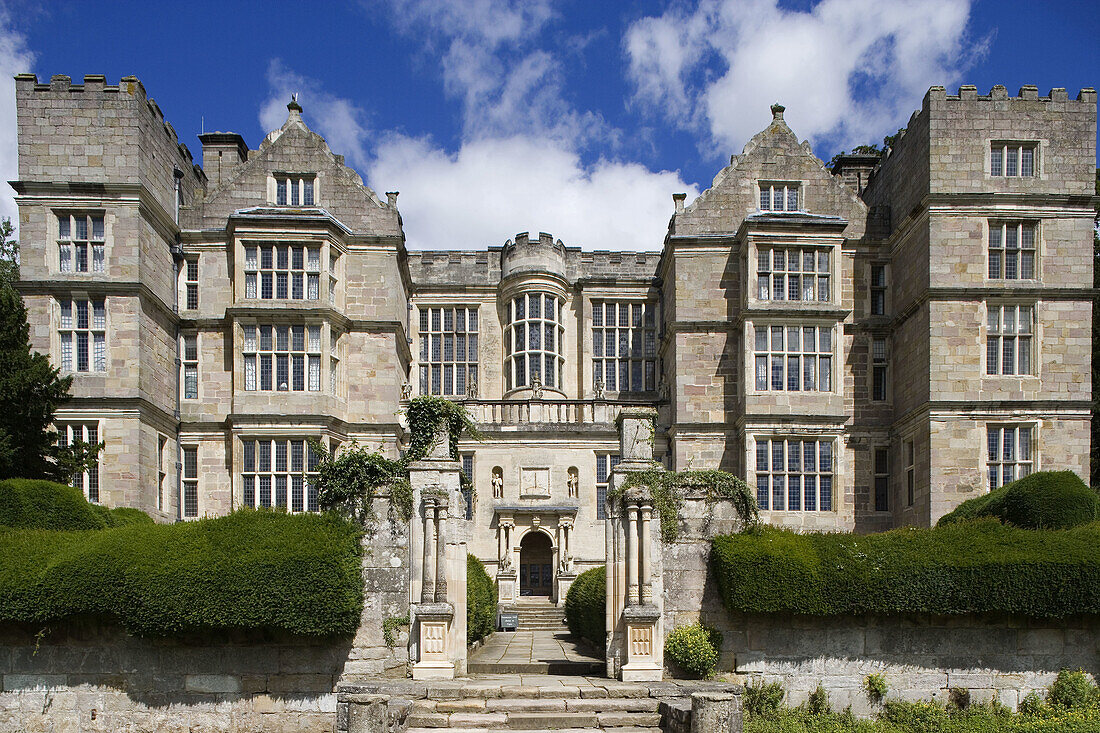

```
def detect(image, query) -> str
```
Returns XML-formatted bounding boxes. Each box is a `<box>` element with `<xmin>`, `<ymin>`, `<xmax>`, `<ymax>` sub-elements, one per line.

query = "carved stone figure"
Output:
<box><xmin>492</xmin><ymin>470</ymin><xmax>504</xmax><ymax>499</ymax></box>
<box><xmin>593</xmin><ymin>378</ymin><xmax>606</xmax><ymax>399</ymax></box>
<box><xmin>401</xmin><ymin>382</ymin><xmax>412</xmax><ymax>400</ymax></box>
<box><xmin>466</xmin><ymin>378</ymin><xmax>478</xmax><ymax>400</ymax></box>
<box><xmin>567</xmin><ymin>468</ymin><xmax>579</xmax><ymax>498</ymax></box>
<box><xmin>531</xmin><ymin>375</ymin><xmax>544</xmax><ymax>398</ymax></box>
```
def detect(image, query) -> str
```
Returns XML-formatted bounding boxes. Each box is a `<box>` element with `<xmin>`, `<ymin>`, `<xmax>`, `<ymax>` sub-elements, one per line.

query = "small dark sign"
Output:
<box><xmin>498</xmin><ymin>613</ymin><xmax>518</xmax><ymax>631</ymax></box>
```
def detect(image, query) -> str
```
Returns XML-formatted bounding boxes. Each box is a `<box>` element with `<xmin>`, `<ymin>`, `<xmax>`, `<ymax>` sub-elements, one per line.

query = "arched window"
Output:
<box><xmin>504</xmin><ymin>292</ymin><xmax>564</xmax><ymax>392</ymax></box>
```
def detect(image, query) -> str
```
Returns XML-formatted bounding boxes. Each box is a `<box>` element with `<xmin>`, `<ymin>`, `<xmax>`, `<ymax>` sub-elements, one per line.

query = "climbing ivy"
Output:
<box><xmin>610</xmin><ymin>468</ymin><xmax>759</xmax><ymax>543</ymax></box>
<box><xmin>313</xmin><ymin>397</ymin><xmax>481</xmax><ymax>526</ymax></box>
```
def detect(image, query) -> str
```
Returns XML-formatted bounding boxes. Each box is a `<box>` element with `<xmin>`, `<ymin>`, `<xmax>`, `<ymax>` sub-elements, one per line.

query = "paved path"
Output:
<box><xmin>468</xmin><ymin>630</ymin><xmax>604</xmax><ymax>674</ymax></box>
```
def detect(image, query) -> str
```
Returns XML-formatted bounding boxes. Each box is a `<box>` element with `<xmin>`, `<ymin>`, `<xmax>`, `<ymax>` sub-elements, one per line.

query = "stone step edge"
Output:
<box><xmin>339</xmin><ymin>680</ymin><xmax>741</xmax><ymax>702</ymax></box>
<box><xmin>406</xmin><ymin>728</ymin><xmax>661</xmax><ymax>733</ymax></box>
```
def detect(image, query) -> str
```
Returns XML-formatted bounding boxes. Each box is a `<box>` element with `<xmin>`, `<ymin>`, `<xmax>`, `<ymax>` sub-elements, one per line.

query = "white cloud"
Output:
<box><xmin>259</xmin><ymin>60</ymin><xmax>373</xmax><ymax>170</ymax></box>
<box><xmin>0</xmin><ymin>8</ymin><xmax>35</xmax><ymax>228</ymax></box>
<box><xmin>369</xmin><ymin>133</ymin><xmax>698</xmax><ymax>251</ymax></box>
<box><xmin>625</xmin><ymin>0</ymin><xmax>980</xmax><ymax>153</ymax></box>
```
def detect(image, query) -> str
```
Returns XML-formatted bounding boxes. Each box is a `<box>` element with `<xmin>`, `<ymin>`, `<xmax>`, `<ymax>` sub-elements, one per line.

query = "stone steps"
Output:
<box><xmin>511</xmin><ymin>601</ymin><xmax>567</xmax><ymax>632</ymax></box>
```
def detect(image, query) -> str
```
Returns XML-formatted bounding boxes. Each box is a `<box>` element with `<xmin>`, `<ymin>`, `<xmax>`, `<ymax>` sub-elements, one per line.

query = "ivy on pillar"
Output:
<box><xmin>606</xmin><ymin>407</ymin><xmax>664</xmax><ymax>682</ymax></box>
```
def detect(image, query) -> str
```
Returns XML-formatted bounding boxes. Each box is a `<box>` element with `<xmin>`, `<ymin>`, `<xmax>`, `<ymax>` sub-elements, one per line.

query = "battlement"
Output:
<box><xmin>927</xmin><ymin>84</ymin><xmax>1097</xmax><ymax>106</ymax></box>
<box><xmin>14</xmin><ymin>73</ymin><xmax>197</xmax><ymax>166</ymax></box>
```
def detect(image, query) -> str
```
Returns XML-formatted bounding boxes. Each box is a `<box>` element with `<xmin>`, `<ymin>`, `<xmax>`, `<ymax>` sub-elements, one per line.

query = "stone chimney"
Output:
<box><xmin>672</xmin><ymin>193</ymin><xmax>686</xmax><ymax>214</ymax></box>
<box><xmin>830</xmin><ymin>153</ymin><xmax>881</xmax><ymax>196</ymax></box>
<box><xmin>198</xmin><ymin>132</ymin><xmax>248</xmax><ymax>189</ymax></box>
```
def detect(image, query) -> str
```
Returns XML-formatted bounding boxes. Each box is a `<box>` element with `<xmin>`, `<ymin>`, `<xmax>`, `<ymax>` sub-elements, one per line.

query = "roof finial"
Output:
<box><xmin>288</xmin><ymin>93</ymin><xmax>302</xmax><ymax>114</ymax></box>
<box><xmin>770</xmin><ymin>102</ymin><xmax>785</xmax><ymax>121</ymax></box>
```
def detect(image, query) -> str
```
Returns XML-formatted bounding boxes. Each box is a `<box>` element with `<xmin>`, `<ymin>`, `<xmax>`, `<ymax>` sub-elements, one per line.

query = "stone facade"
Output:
<box><xmin>13</xmin><ymin>76</ymin><xmax>1096</xmax><ymax>594</ymax></box>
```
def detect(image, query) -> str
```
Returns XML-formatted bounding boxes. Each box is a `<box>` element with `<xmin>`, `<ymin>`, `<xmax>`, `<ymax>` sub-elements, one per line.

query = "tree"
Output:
<box><xmin>0</xmin><ymin>219</ymin><xmax>100</xmax><ymax>482</ymax></box>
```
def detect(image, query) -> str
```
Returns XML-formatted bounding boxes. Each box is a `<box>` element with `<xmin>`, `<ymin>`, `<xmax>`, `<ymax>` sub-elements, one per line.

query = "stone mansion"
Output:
<box><xmin>12</xmin><ymin>74</ymin><xmax>1096</xmax><ymax>601</ymax></box>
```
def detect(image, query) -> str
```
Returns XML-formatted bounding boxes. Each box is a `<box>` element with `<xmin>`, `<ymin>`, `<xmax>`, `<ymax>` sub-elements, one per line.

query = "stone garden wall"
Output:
<box><xmin>0</xmin><ymin>496</ymin><xmax>410</xmax><ymax>732</ymax></box>
<box><xmin>662</xmin><ymin>494</ymin><xmax>1100</xmax><ymax>714</ymax></box>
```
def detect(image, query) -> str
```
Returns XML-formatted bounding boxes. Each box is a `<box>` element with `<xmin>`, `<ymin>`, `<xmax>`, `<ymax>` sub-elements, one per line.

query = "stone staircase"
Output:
<box><xmin>337</xmin><ymin>678</ymin><xmax>743</xmax><ymax>733</ymax></box>
<box><xmin>513</xmin><ymin>598</ymin><xmax>567</xmax><ymax>631</ymax></box>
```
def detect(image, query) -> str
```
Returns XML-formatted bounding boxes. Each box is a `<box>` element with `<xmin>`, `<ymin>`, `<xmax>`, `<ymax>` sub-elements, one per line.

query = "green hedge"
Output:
<box><xmin>565</xmin><ymin>565</ymin><xmax>605</xmax><ymax>648</ymax></box>
<box><xmin>467</xmin><ymin>553</ymin><xmax>495</xmax><ymax>643</ymax></box>
<box><xmin>711</xmin><ymin>520</ymin><xmax>1100</xmax><ymax>618</ymax></box>
<box><xmin>0</xmin><ymin>479</ymin><xmax>154</xmax><ymax>530</ymax></box>
<box><xmin>0</xmin><ymin>509</ymin><xmax>363</xmax><ymax>636</ymax></box>
<box><xmin>937</xmin><ymin>471</ymin><xmax>1098</xmax><ymax>529</ymax></box>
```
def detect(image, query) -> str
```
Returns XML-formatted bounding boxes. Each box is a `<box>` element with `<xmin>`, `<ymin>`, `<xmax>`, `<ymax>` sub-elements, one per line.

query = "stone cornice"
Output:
<box><xmin>55</xmin><ymin>396</ymin><xmax>178</xmax><ymax>434</ymax></box>
<box><xmin>15</xmin><ymin>279</ymin><xmax>178</xmax><ymax>322</ymax></box>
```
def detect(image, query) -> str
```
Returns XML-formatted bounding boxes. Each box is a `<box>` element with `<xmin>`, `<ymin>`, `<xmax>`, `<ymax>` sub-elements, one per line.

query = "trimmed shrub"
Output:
<box><xmin>467</xmin><ymin>553</ymin><xmax>495</xmax><ymax>643</ymax></box>
<box><xmin>0</xmin><ymin>509</ymin><xmax>363</xmax><ymax>636</ymax></box>
<box><xmin>564</xmin><ymin>565</ymin><xmax>605</xmax><ymax>648</ymax></box>
<box><xmin>0</xmin><ymin>479</ymin><xmax>108</xmax><ymax>530</ymax></box>
<box><xmin>711</xmin><ymin>520</ymin><xmax>1100</xmax><ymax>618</ymax></box>
<box><xmin>104</xmin><ymin>507</ymin><xmax>154</xmax><ymax>527</ymax></box>
<box><xmin>938</xmin><ymin>471</ymin><xmax>1098</xmax><ymax>529</ymax></box>
<box><xmin>665</xmin><ymin>622</ymin><xmax>720</xmax><ymax>678</ymax></box>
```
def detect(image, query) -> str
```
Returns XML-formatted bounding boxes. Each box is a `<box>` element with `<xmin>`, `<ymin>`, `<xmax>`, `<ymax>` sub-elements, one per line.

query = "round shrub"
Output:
<box><xmin>467</xmin><ymin>554</ymin><xmax>495</xmax><ymax>643</ymax></box>
<box><xmin>1047</xmin><ymin>669</ymin><xmax>1099</xmax><ymax>710</ymax></box>
<box><xmin>938</xmin><ymin>471</ymin><xmax>1098</xmax><ymax>529</ymax></box>
<box><xmin>564</xmin><ymin>566</ymin><xmax>605</xmax><ymax>648</ymax></box>
<box><xmin>0</xmin><ymin>479</ymin><xmax>107</xmax><ymax>530</ymax></box>
<box><xmin>665</xmin><ymin>622</ymin><xmax>720</xmax><ymax>678</ymax></box>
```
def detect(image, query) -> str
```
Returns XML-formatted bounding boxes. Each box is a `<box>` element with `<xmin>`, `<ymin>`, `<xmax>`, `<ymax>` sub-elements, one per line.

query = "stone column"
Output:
<box><xmin>691</xmin><ymin>691</ymin><xmax>742</xmax><ymax>733</ymax></box>
<box><xmin>626</xmin><ymin>502</ymin><xmax>640</xmax><ymax>606</ymax></box>
<box><xmin>434</xmin><ymin>501</ymin><xmax>448</xmax><ymax>603</ymax></box>
<box><xmin>496</xmin><ymin>517</ymin><xmax>517</xmax><ymax>605</ymax></box>
<box><xmin>421</xmin><ymin>498</ymin><xmax>436</xmax><ymax>603</ymax></box>
<box><xmin>640</xmin><ymin>502</ymin><xmax>653</xmax><ymax>604</ymax></box>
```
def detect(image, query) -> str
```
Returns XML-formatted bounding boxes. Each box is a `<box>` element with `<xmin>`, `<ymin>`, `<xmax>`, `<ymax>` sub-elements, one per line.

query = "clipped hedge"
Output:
<box><xmin>937</xmin><ymin>471</ymin><xmax>1098</xmax><ymax>529</ymax></box>
<box><xmin>712</xmin><ymin>520</ymin><xmax>1100</xmax><ymax>618</ymax></box>
<box><xmin>565</xmin><ymin>565</ymin><xmax>605</xmax><ymax>648</ymax></box>
<box><xmin>0</xmin><ymin>509</ymin><xmax>363</xmax><ymax>636</ymax></box>
<box><xmin>0</xmin><ymin>478</ymin><xmax>109</xmax><ymax>530</ymax></box>
<box><xmin>467</xmin><ymin>553</ymin><xmax>495</xmax><ymax>643</ymax></box>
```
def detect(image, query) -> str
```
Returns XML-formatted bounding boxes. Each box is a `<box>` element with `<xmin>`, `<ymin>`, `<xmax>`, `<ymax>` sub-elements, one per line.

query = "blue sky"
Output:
<box><xmin>0</xmin><ymin>0</ymin><xmax>1096</xmax><ymax>249</ymax></box>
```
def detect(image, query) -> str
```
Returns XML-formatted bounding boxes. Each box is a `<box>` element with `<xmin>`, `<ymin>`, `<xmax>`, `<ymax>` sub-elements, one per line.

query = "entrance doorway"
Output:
<box><xmin>518</xmin><ymin>531</ymin><xmax>553</xmax><ymax>596</ymax></box>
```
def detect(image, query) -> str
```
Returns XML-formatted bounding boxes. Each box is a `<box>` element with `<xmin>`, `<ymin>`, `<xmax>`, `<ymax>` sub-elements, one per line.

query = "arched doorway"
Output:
<box><xmin>518</xmin><ymin>530</ymin><xmax>553</xmax><ymax>596</ymax></box>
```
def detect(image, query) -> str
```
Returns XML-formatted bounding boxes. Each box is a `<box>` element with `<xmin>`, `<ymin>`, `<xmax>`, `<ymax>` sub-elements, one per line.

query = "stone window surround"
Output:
<box><xmin>236</xmin><ymin>320</ymin><xmax>342</xmax><ymax>395</ymax></box>
<box><xmin>269</xmin><ymin>172</ymin><xmax>318</xmax><ymax>207</ymax></box>
<box><xmin>758</xmin><ymin>180</ymin><xmax>802</xmax><ymax>212</ymax></box>
<box><xmin>417</xmin><ymin>304</ymin><xmax>480</xmax><ymax>397</ymax></box>
<box><xmin>58</xmin><ymin>421</ymin><xmax>100</xmax><ymax>503</ymax></box>
<box><xmin>183</xmin><ymin>257</ymin><xmax>199</xmax><ymax>310</ymax></box>
<box><xmin>749</xmin><ymin>321</ymin><xmax>836</xmax><ymax>394</ymax></box>
<box><xmin>56</xmin><ymin>296</ymin><xmax>107</xmax><ymax>373</ymax></box>
<box><xmin>986</xmin><ymin>422</ymin><xmax>1036</xmax><ymax>491</ymax></box>
<box><xmin>590</xmin><ymin>298</ymin><xmax>658</xmax><ymax>394</ymax></box>
<box><xmin>869</xmin><ymin>262</ymin><xmax>888</xmax><ymax>316</ymax></box>
<box><xmin>748</xmin><ymin>239</ymin><xmax>840</xmax><ymax>307</ymax></box>
<box><xmin>55</xmin><ymin>210</ymin><xmax>107</xmax><ymax>275</ymax></box>
<box><xmin>984</xmin><ymin>301</ymin><xmax>1037</xmax><ymax>377</ymax></box>
<box><xmin>756</xmin><ymin>245</ymin><xmax>831</xmax><ymax>303</ymax></box>
<box><xmin>751</xmin><ymin>434</ymin><xmax>837</xmax><ymax>513</ymax></box>
<box><xmin>987</xmin><ymin>219</ymin><xmax>1039</xmax><ymax>281</ymax></box>
<box><xmin>988</xmin><ymin>140</ymin><xmax>1041</xmax><ymax>178</ymax></box>
<box><xmin>182</xmin><ymin>444</ymin><xmax>199</xmax><ymax>519</ymax></box>
<box><xmin>239</xmin><ymin>436</ymin><xmax>322</xmax><ymax>513</ymax></box>
<box><xmin>503</xmin><ymin>290</ymin><xmax>565</xmax><ymax>395</ymax></box>
<box><xmin>235</xmin><ymin>237</ymin><xmax>342</xmax><ymax>304</ymax></box>
<box><xmin>182</xmin><ymin>332</ymin><xmax>199</xmax><ymax>399</ymax></box>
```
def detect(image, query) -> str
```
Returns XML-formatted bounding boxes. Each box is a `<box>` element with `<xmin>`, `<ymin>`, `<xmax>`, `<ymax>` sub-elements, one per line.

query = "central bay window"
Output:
<box><xmin>754</xmin><ymin>324</ymin><xmax>833</xmax><ymax>392</ymax></box>
<box><xmin>58</xmin><ymin>213</ymin><xmax>105</xmax><ymax>273</ymax></box>
<box><xmin>244</xmin><ymin>244</ymin><xmax>322</xmax><ymax>300</ymax></box>
<box><xmin>987</xmin><ymin>424</ymin><xmax>1033</xmax><ymax>490</ymax></box>
<box><xmin>988</xmin><ymin>221</ymin><xmax>1036</xmax><ymax>279</ymax></box>
<box><xmin>986</xmin><ymin>303</ymin><xmax>1033</xmax><ymax>375</ymax></box>
<box><xmin>58</xmin><ymin>298</ymin><xmax>106</xmax><ymax>372</ymax></box>
<box><xmin>754</xmin><ymin>437</ymin><xmax>833</xmax><ymax>511</ymax></box>
<box><xmin>419</xmin><ymin>306</ymin><xmax>479</xmax><ymax>396</ymax></box>
<box><xmin>759</xmin><ymin>181</ymin><xmax>800</xmax><ymax>212</ymax></box>
<box><xmin>591</xmin><ymin>300</ymin><xmax>657</xmax><ymax>392</ymax></box>
<box><xmin>505</xmin><ymin>292</ymin><xmax>564</xmax><ymax>392</ymax></box>
<box><xmin>757</xmin><ymin>247</ymin><xmax>830</xmax><ymax>302</ymax></box>
<box><xmin>242</xmin><ymin>324</ymin><xmax>332</xmax><ymax>392</ymax></box>
<box><xmin>241</xmin><ymin>438</ymin><xmax>320</xmax><ymax>512</ymax></box>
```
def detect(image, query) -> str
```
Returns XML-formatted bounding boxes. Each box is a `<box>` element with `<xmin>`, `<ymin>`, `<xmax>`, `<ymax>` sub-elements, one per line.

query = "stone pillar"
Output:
<box><xmin>408</xmin><ymin>420</ymin><xmax>468</xmax><ymax>680</ymax></box>
<box><xmin>421</xmin><ymin>498</ymin><xmax>436</xmax><ymax>603</ymax></box>
<box><xmin>640</xmin><ymin>502</ymin><xmax>653</xmax><ymax>604</ymax></box>
<box><xmin>691</xmin><ymin>691</ymin><xmax>742</xmax><ymax>733</ymax></box>
<box><xmin>607</xmin><ymin>407</ymin><xmax>664</xmax><ymax>682</ymax></box>
<box><xmin>496</xmin><ymin>517</ymin><xmax>517</xmax><ymax>605</ymax></box>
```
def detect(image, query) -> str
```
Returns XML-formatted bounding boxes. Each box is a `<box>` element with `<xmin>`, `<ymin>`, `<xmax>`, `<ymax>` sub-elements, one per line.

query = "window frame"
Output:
<box><xmin>504</xmin><ymin>292</ymin><xmax>564</xmax><ymax>393</ymax></box>
<box><xmin>595</xmin><ymin>453</ymin><xmax>621</xmax><ymax>521</ymax></box>
<box><xmin>753</xmin><ymin>436</ymin><xmax>835</xmax><ymax>512</ymax></box>
<box><xmin>182</xmin><ymin>444</ymin><xmax>199</xmax><ymax>518</ymax></box>
<box><xmin>985</xmin><ymin>303</ymin><xmax>1035</xmax><ymax>376</ymax></box>
<box><xmin>990</xmin><ymin>141</ymin><xmax>1038</xmax><ymax>178</ymax></box>
<box><xmin>182</xmin><ymin>333</ymin><xmax>199</xmax><ymax>400</ymax></box>
<box><xmin>756</xmin><ymin>246</ymin><xmax>831</xmax><ymax>303</ymax></box>
<box><xmin>869</xmin><ymin>264</ymin><xmax>887</xmax><ymax>315</ymax></box>
<box><xmin>58</xmin><ymin>422</ymin><xmax>101</xmax><ymax>503</ymax></box>
<box><xmin>758</xmin><ymin>181</ymin><xmax>801</xmax><ymax>212</ymax></box>
<box><xmin>873</xmin><ymin>446</ymin><xmax>889</xmax><ymax>512</ymax></box>
<box><xmin>904</xmin><ymin>439</ymin><xmax>915</xmax><ymax>507</ymax></box>
<box><xmin>418</xmin><ymin>305</ymin><xmax>480</xmax><ymax>397</ymax></box>
<box><xmin>273</xmin><ymin>173</ymin><xmax>317</xmax><ymax>206</ymax></box>
<box><xmin>184</xmin><ymin>257</ymin><xmax>199</xmax><ymax>310</ymax></box>
<box><xmin>752</xmin><ymin>323</ymin><xmax>834</xmax><ymax>393</ymax></box>
<box><xmin>591</xmin><ymin>300</ymin><xmax>658</xmax><ymax>393</ymax></box>
<box><xmin>240</xmin><ymin>437</ymin><xmax>321</xmax><ymax>513</ymax></box>
<box><xmin>241</xmin><ymin>323</ymin><xmax>325</xmax><ymax>393</ymax></box>
<box><xmin>57</xmin><ymin>212</ymin><xmax>105</xmax><ymax>274</ymax></box>
<box><xmin>987</xmin><ymin>221</ymin><xmax>1038</xmax><ymax>280</ymax></box>
<box><xmin>871</xmin><ymin>336</ymin><xmax>888</xmax><ymax>402</ymax></box>
<box><xmin>987</xmin><ymin>424</ymin><xmax>1035</xmax><ymax>491</ymax></box>
<box><xmin>243</xmin><ymin>243</ymin><xmax>323</xmax><ymax>301</ymax></box>
<box><xmin>58</xmin><ymin>298</ymin><xmax>107</xmax><ymax>373</ymax></box>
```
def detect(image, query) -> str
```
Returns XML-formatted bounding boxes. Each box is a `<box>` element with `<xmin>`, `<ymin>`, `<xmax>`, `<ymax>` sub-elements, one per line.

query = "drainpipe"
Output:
<box><xmin>171</xmin><ymin>166</ymin><xmax>185</xmax><ymax>521</ymax></box>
